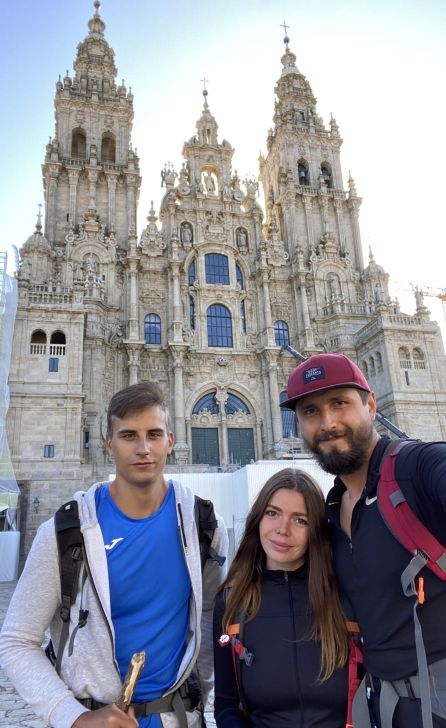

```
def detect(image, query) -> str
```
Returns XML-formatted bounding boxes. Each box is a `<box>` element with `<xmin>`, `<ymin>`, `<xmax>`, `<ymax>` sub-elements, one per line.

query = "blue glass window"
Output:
<box><xmin>188</xmin><ymin>261</ymin><xmax>196</xmax><ymax>286</ymax></box>
<box><xmin>225</xmin><ymin>394</ymin><xmax>250</xmax><ymax>415</ymax></box>
<box><xmin>207</xmin><ymin>304</ymin><xmax>233</xmax><ymax>347</ymax></box>
<box><xmin>190</xmin><ymin>297</ymin><xmax>195</xmax><ymax>330</ymax></box>
<box><xmin>205</xmin><ymin>254</ymin><xmax>229</xmax><ymax>285</ymax></box>
<box><xmin>241</xmin><ymin>300</ymin><xmax>246</xmax><ymax>334</ymax></box>
<box><xmin>236</xmin><ymin>264</ymin><xmax>244</xmax><ymax>289</ymax></box>
<box><xmin>192</xmin><ymin>392</ymin><xmax>219</xmax><ymax>415</ymax></box>
<box><xmin>280</xmin><ymin>391</ymin><xmax>298</xmax><ymax>438</ymax></box>
<box><xmin>44</xmin><ymin>444</ymin><xmax>55</xmax><ymax>458</ymax></box>
<box><xmin>274</xmin><ymin>320</ymin><xmax>290</xmax><ymax>347</ymax></box>
<box><xmin>144</xmin><ymin>313</ymin><xmax>161</xmax><ymax>344</ymax></box>
<box><xmin>49</xmin><ymin>357</ymin><xmax>59</xmax><ymax>372</ymax></box>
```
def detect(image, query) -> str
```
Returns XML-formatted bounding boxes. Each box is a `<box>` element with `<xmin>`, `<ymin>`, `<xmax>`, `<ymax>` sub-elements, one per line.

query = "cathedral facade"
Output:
<box><xmin>7</xmin><ymin>5</ymin><xmax>446</xmax><ymax>546</ymax></box>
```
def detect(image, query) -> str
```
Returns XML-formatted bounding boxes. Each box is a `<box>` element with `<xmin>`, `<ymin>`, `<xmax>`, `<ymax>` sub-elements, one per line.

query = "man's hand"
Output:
<box><xmin>72</xmin><ymin>704</ymin><xmax>138</xmax><ymax>727</ymax></box>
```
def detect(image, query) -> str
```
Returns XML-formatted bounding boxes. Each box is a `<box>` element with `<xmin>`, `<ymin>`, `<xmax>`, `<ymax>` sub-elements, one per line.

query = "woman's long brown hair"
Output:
<box><xmin>221</xmin><ymin>468</ymin><xmax>348</xmax><ymax>680</ymax></box>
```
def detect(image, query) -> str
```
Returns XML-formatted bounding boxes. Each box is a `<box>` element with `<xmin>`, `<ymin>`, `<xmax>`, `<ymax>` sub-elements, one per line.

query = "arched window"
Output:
<box><xmin>192</xmin><ymin>392</ymin><xmax>219</xmax><ymax>415</ymax></box>
<box><xmin>236</xmin><ymin>264</ymin><xmax>244</xmax><ymax>289</ymax></box>
<box><xmin>376</xmin><ymin>352</ymin><xmax>383</xmax><ymax>372</ymax></box>
<box><xmin>362</xmin><ymin>361</ymin><xmax>369</xmax><ymax>378</ymax></box>
<box><xmin>188</xmin><ymin>260</ymin><xmax>196</xmax><ymax>286</ymax></box>
<box><xmin>280</xmin><ymin>391</ymin><xmax>299</xmax><ymax>438</ymax></box>
<box><xmin>320</xmin><ymin>163</ymin><xmax>332</xmax><ymax>188</ymax></box>
<box><xmin>50</xmin><ymin>331</ymin><xmax>66</xmax><ymax>356</ymax></box>
<box><xmin>413</xmin><ymin>347</ymin><xmax>426</xmax><ymax>370</ymax></box>
<box><xmin>225</xmin><ymin>394</ymin><xmax>250</xmax><ymax>415</ymax></box>
<box><xmin>71</xmin><ymin>128</ymin><xmax>86</xmax><ymax>159</ymax></box>
<box><xmin>241</xmin><ymin>300</ymin><xmax>247</xmax><ymax>334</ymax></box>
<box><xmin>144</xmin><ymin>313</ymin><xmax>161</xmax><ymax>345</ymax></box>
<box><xmin>398</xmin><ymin>346</ymin><xmax>411</xmax><ymax>369</ymax></box>
<box><xmin>297</xmin><ymin>160</ymin><xmax>309</xmax><ymax>185</ymax></box>
<box><xmin>30</xmin><ymin>330</ymin><xmax>47</xmax><ymax>355</ymax></box>
<box><xmin>369</xmin><ymin>356</ymin><xmax>376</xmax><ymax>376</ymax></box>
<box><xmin>101</xmin><ymin>132</ymin><xmax>116</xmax><ymax>163</ymax></box>
<box><xmin>207</xmin><ymin>304</ymin><xmax>233</xmax><ymax>347</ymax></box>
<box><xmin>205</xmin><ymin>253</ymin><xmax>229</xmax><ymax>285</ymax></box>
<box><xmin>189</xmin><ymin>297</ymin><xmax>195</xmax><ymax>330</ymax></box>
<box><xmin>274</xmin><ymin>320</ymin><xmax>290</xmax><ymax>347</ymax></box>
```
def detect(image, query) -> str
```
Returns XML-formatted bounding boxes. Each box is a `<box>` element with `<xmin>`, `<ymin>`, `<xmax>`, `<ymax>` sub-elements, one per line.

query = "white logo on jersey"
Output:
<box><xmin>104</xmin><ymin>537</ymin><xmax>124</xmax><ymax>551</ymax></box>
<box><xmin>365</xmin><ymin>496</ymin><xmax>378</xmax><ymax>506</ymax></box>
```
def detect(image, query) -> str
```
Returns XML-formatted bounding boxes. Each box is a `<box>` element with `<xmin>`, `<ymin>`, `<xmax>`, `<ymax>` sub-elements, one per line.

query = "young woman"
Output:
<box><xmin>213</xmin><ymin>468</ymin><xmax>349</xmax><ymax>728</ymax></box>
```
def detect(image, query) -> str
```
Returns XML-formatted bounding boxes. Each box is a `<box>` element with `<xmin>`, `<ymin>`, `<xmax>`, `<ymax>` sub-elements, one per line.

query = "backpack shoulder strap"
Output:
<box><xmin>53</xmin><ymin>500</ymin><xmax>84</xmax><ymax>674</ymax></box>
<box><xmin>217</xmin><ymin>586</ymin><xmax>253</xmax><ymax>719</ymax></box>
<box><xmin>378</xmin><ymin>440</ymin><xmax>446</xmax><ymax>582</ymax></box>
<box><xmin>194</xmin><ymin>495</ymin><xmax>225</xmax><ymax>571</ymax></box>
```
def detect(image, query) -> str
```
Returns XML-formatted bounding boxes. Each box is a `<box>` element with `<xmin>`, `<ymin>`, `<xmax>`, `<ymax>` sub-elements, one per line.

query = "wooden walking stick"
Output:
<box><xmin>115</xmin><ymin>651</ymin><xmax>146</xmax><ymax>712</ymax></box>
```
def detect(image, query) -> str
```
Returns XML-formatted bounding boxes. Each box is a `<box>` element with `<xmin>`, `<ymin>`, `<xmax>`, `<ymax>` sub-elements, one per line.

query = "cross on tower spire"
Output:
<box><xmin>200</xmin><ymin>77</ymin><xmax>209</xmax><ymax>96</ymax></box>
<box><xmin>280</xmin><ymin>20</ymin><xmax>291</xmax><ymax>50</ymax></box>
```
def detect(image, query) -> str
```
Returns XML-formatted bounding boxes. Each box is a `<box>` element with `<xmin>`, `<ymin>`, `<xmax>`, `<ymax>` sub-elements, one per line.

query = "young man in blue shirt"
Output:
<box><xmin>0</xmin><ymin>381</ymin><xmax>228</xmax><ymax>728</ymax></box>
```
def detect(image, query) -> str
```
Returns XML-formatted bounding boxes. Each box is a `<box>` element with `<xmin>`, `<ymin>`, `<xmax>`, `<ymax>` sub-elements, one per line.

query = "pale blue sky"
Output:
<box><xmin>1</xmin><ymin>0</ymin><xmax>445</xmax><ymax>334</ymax></box>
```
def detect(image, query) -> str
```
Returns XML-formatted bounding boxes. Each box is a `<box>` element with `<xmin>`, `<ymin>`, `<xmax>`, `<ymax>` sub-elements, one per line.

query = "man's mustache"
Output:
<box><xmin>315</xmin><ymin>430</ymin><xmax>349</xmax><ymax>444</ymax></box>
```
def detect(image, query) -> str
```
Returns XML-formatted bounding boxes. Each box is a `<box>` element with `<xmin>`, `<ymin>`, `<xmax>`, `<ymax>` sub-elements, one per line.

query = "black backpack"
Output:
<box><xmin>47</xmin><ymin>494</ymin><xmax>223</xmax><ymax>673</ymax></box>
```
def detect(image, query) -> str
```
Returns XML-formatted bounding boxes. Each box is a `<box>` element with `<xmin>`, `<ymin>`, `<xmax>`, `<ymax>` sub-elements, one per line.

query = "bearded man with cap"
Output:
<box><xmin>281</xmin><ymin>353</ymin><xmax>446</xmax><ymax>728</ymax></box>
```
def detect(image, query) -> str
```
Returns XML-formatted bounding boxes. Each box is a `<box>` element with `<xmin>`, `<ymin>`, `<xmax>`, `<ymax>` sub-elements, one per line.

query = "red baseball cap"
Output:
<box><xmin>280</xmin><ymin>353</ymin><xmax>371</xmax><ymax>410</ymax></box>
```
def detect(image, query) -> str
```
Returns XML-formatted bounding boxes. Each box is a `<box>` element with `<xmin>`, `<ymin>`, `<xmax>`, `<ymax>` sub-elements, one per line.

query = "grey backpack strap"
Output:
<box><xmin>351</xmin><ymin>674</ymin><xmax>373</xmax><ymax>728</ymax></box>
<box><xmin>401</xmin><ymin>561</ymin><xmax>434</xmax><ymax>728</ymax></box>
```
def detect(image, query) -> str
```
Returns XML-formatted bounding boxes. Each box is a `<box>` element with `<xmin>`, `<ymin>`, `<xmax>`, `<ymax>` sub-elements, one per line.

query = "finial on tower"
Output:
<box><xmin>36</xmin><ymin>203</ymin><xmax>43</xmax><ymax>232</ymax></box>
<box><xmin>94</xmin><ymin>0</ymin><xmax>101</xmax><ymax>15</ymax></box>
<box><xmin>200</xmin><ymin>77</ymin><xmax>209</xmax><ymax>108</ymax></box>
<box><xmin>280</xmin><ymin>20</ymin><xmax>290</xmax><ymax>50</ymax></box>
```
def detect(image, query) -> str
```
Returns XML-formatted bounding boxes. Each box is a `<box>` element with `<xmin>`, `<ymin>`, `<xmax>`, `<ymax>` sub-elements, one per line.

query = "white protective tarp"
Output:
<box><xmin>0</xmin><ymin>268</ymin><xmax>19</xmax><ymax>531</ymax></box>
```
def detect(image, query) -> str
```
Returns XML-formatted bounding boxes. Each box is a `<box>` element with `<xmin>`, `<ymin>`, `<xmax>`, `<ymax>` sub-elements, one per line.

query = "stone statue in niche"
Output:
<box><xmin>204</xmin><ymin>171</ymin><xmax>216</xmax><ymax>194</ymax></box>
<box><xmin>328</xmin><ymin>274</ymin><xmax>341</xmax><ymax>298</ymax></box>
<box><xmin>180</xmin><ymin>223</ymin><xmax>193</xmax><ymax>244</ymax></box>
<box><xmin>74</xmin><ymin>262</ymin><xmax>84</xmax><ymax>281</ymax></box>
<box><xmin>236</xmin><ymin>227</ymin><xmax>248</xmax><ymax>250</ymax></box>
<box><xmin>84</xmin><ymin>253</ymin><xmax>99</xmax><ymax>275</ymax></box>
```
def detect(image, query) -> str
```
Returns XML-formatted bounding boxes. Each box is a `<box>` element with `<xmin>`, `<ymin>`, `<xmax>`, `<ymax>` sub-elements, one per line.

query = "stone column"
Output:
<box><xmin>266</xmin><ymin>353</ymin><xmax>282</xmax><ymax>447</ymax></box>
<box><xmin>127</xmin><ymin>236</ymin><xmax>139</xmax><ymax>340</ymax></box>
<box><xmin>45</xmin><ymin>166</ymin><xmax>59</xmax><ymax>242</ymax></box>
<box><xmin>255</xmin><ymin>418</ymin><xmax>263</xmax><ymax>460</ymax></box>
<box><xmin>298</xmin><ymin>273</ymin><xmax>314</xmax><ymax>348</ymax></box>
<box><xmin>260</xmin><ymin>252</ymin><xmax>274</xmax><ymax>346</ymax></box>
<box><xmin>215</xmin><ymin>391</ymin><xmax>229</xmax><ymax>466</ymax></box>
<box><xmin>126</xmin><ymin>345</ymin><xmax>140</xmax><ymax>385</ymax></box>
<box><xmin>127</xmin><ymin>175</ymin><xmax>137</xmax><ymax>236</ymax></box>
<box><xmin>303</xmin><ymin>197</ymin><xmax>314</xmax><ymax>250</ymax></box>
<box><xmin>348</xmin><ymin>198</ymin><xmax>364</xmax><ymax>269</ymax></box>
<box><xmin>67</xmin><ymin>169</ymin><xmax>79</xmax><ymax>226</ymax></box>
<box><xmin>107</xmin><ymin>174</ymin><xmax>118</xmax><ymax>231</ymax></box>
<box><xmin>88</xmin><ymin>169</ymin><xmax>98</xmax><ymax>211</ymax></box>
<box><xmin>170</xmin><ymin>239</ymin><xmax>183</xmax><ymax>342</ymax></box>
<box><xmin>334</xmin><ymin>199</ymin><xmax>345</xmax><ymax>254</ymax></box>
<box><xmin>171</xmin><ymin>347</ymin><xmax>189</xmax><ymax>464</ymax></box>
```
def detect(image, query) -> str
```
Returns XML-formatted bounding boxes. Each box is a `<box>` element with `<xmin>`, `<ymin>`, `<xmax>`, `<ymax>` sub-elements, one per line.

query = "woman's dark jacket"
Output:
<box><xmin>213</xmin><ymin>566</ymin><xmax>348</xmax><ymax>727</ymax></box>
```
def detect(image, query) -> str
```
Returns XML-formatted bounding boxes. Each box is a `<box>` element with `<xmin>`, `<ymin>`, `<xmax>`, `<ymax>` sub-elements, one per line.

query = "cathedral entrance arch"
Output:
<box><xmin>190</xmin><ymin>390</ymin><xmax>257</xmax><ymax>467</ymax></box>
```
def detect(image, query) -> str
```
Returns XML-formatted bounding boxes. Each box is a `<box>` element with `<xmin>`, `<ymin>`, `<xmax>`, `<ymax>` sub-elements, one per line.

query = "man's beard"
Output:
<box><xmin>303</xmin><ymin>421</ymin><xmax>375</xmax><ymax>475</ymax></box>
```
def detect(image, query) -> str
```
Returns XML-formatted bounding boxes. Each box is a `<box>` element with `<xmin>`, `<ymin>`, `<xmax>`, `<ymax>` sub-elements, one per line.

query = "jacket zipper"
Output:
<box><xmin>286</xmin><ymin>571</ymin><xmax>305</xmax><ymax>728</ymax></box>
<box><xmin>158</xmin><ymin>501</ymin><xmax>199</xmax><ymax>698</ymax></box>
<box><xmin>82</xmin><ymin>544</ymin><xmax>121</xmax><ymax>679</ymax></box>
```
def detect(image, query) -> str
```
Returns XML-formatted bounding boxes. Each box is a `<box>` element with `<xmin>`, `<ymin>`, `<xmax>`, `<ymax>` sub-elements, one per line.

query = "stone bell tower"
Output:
<box><xmin>7</xmin><ymin>2</ymin><xmax>141</xmax><ymax>544</ymax></box>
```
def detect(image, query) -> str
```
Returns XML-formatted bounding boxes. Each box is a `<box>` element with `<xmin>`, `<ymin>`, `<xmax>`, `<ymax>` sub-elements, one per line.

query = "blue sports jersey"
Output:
<box><xmin>96</xmin><ymin>483</ymin><xmax>191</xmax><ymax>727</ymax></box>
